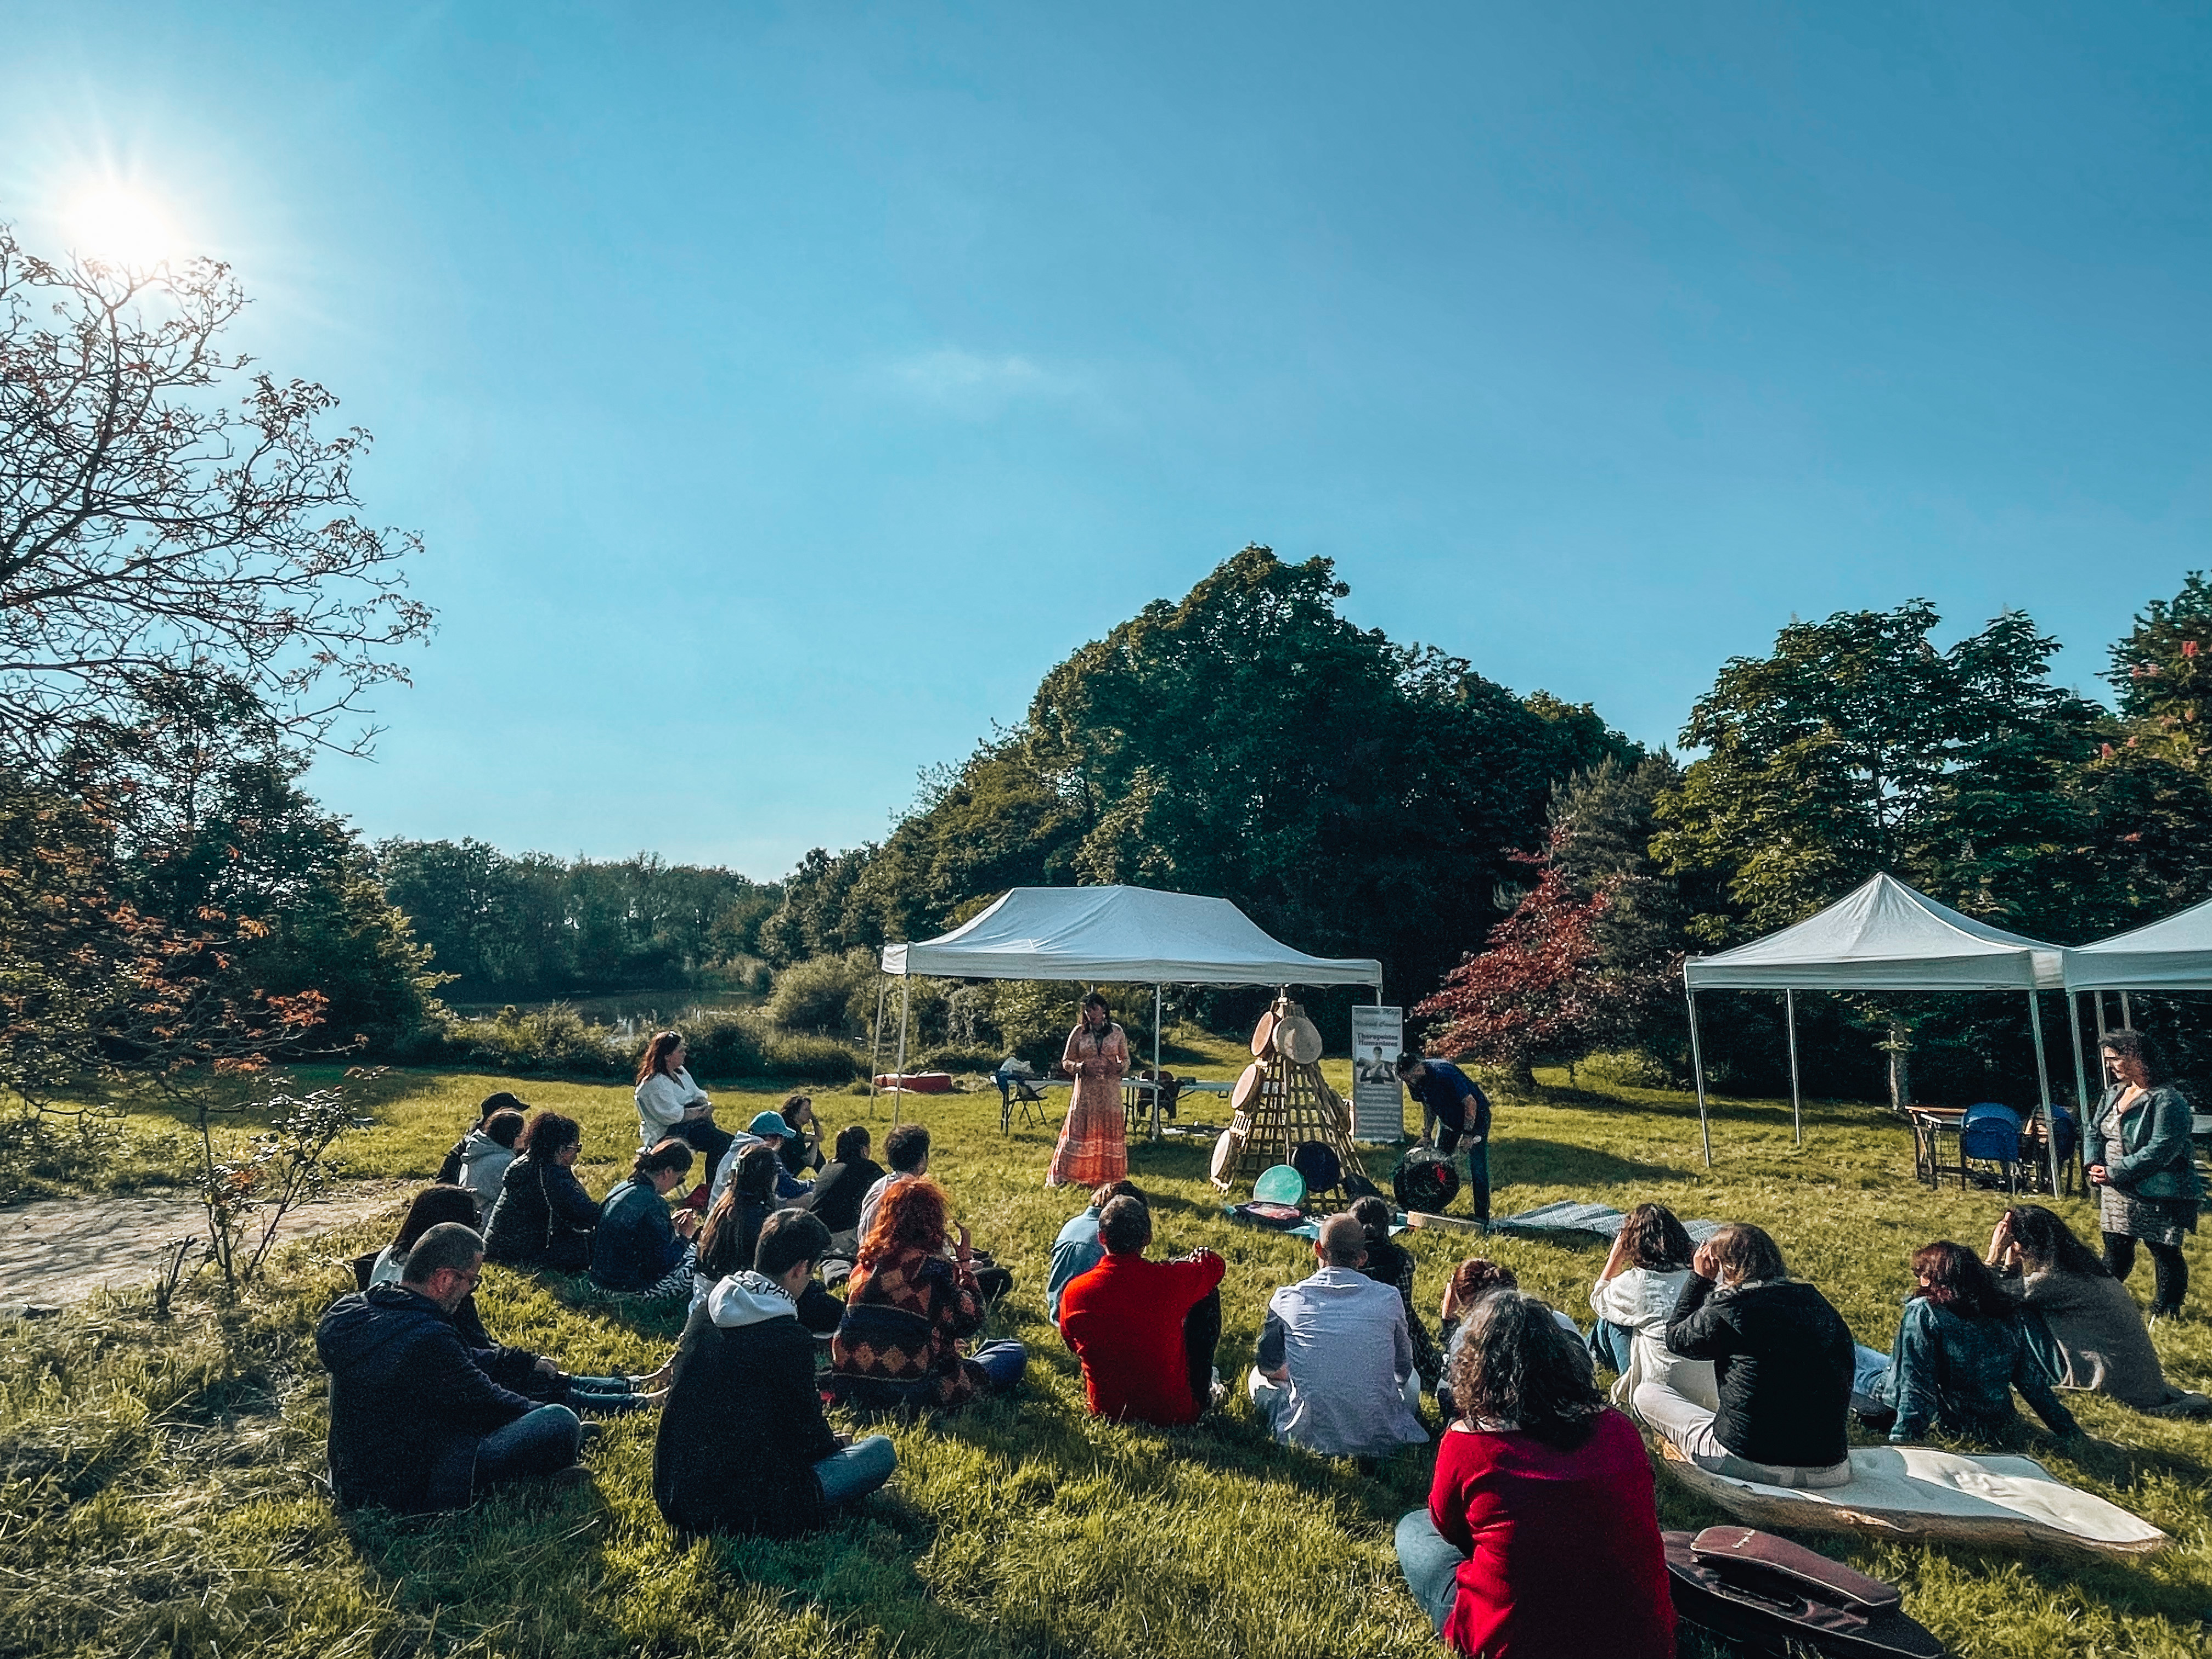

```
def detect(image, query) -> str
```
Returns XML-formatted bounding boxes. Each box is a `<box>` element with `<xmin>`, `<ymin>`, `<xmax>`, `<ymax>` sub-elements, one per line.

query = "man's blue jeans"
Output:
<box><xmin>815</xmin><ymin>1434</ymin><xmax>898</xmax><ymax>1506</ymax></box>
<box><xmin>972</xmin><ymin>1340</ymin><xmax>1027</xmax><ymax>1392</ymax></box>
<box><xmin>1395</xmin><ymin>1509</ymin><xmax>1465</xmax><ymax>1634</ymax></box>
<box><xmin>472</xmin><ymin>1404</ymin><xmax>582</xmax><ymax>1496</ymax></box>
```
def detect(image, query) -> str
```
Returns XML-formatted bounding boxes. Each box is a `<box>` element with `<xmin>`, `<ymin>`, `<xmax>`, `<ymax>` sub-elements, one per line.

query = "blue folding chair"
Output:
<box><xmin>1960</xmin><ymin>1102</ymin><xmax>2025</xmax><ymax>1193</ymax></box>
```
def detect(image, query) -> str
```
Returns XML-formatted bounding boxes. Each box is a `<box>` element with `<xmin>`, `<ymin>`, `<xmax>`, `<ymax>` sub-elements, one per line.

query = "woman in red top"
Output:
<box><xmin>1396</xmin><ymin>1290</ymin><xmax>1675</xmax><ymax>1659</ymax></box>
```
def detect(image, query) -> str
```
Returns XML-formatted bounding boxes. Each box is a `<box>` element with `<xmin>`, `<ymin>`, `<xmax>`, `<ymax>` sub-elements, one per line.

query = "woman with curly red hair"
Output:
<box><xmin>830</xmin><ymin>1176</ymin><xmax>1025</xmax><ymax>1411</ymax></box>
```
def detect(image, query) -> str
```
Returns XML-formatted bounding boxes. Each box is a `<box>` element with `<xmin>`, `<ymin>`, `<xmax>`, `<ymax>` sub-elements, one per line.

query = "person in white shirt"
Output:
<box><xmin>1588</xmin><ymin>1204</ymin><xmax>1716</xmax><ymax>1409</ymax></box>
<box><xmin>1248</xmin><ymin>1215</ymin><xmax>1427</xmax><ymax>1458</ymax></box>
<box><xmin>634</xmin><ymin>1031</ymin><xmax>732</xmax><ymax>1178</ymax></box>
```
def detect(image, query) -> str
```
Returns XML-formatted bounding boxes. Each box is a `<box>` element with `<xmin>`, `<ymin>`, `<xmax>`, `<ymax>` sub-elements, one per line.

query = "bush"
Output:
<box><xmin>765</xmin><ymin>948</ymin><xmax>879</xmax><ymax>1038</ymax></box>
<box><xmin>422</xmin><ymin>1007</ymin><xmax>628</xmax><ymax>1078</ymax></box>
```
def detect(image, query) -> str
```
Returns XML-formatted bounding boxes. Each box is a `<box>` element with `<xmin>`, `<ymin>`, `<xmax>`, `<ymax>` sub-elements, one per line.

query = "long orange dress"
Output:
<box><xmin>1047</xmin><ymin>1019</ymin><xmax>1129</xmax><ymax>1188</ymax></box>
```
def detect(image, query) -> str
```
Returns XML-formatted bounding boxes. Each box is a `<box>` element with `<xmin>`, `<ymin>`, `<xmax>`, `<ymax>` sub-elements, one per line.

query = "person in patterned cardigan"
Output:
<box><xmin>830</xmin><ymin>1176</ymin><xmax>1026</xmax><ymax>1411</ymax></box>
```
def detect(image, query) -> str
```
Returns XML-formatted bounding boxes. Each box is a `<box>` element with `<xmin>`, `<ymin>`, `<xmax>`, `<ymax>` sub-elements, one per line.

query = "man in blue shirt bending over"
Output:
<box><xmin>1397</xmin><ymin>1054</ymin><xmax>1493</xmax><ymax>1224</ymax></box>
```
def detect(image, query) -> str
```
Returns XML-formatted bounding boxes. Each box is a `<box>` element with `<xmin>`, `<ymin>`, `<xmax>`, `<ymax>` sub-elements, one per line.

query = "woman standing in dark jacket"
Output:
<box><xmin>484</xmin><ymin>1113</ymin><xmax>600</xmax><ymax>1272</ymax></box>
<box><xmin>1634</xmin><ymin>1222</ymin><xmax>1855</xmax><ymax>1487</ymax></box>
<box><xmin>2088</xmin><ymin>1030</ymin><xmax>2200</xmax><ymax>1317</ymax></box>
<box><xmin>654</xmin><ymin>1210</ymin><xmax>895</xmax><ymax>1538</ymax></box>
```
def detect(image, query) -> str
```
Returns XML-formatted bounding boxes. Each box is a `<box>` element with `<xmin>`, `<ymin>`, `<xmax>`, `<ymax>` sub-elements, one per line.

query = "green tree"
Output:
<box><xmin>769</xmin><ymin>546</ymin><xmax>1637</xmax><ymax>1001</ymax></box>
<box><xmin>2108</xmin><ymin>570</ymin><xmax>2212</xmax><ymax>767</ymax></box>
<box><xmin>1652</xmin><ymin>602</ymin><xmax>2106</xmax><ymax>1105</ymax></box>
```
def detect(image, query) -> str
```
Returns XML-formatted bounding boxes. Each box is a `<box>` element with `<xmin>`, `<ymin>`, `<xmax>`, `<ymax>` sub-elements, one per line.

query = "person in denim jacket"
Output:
<box><xmin>2087</xmin><ymin>1029</ymin><xmax>2201</xmax><ymax>1318</ymax></box>
<box><xmin>1871</xmin><ymin>1240</ymin><xmax>2078</xmax><ymax>1444</ymax></box>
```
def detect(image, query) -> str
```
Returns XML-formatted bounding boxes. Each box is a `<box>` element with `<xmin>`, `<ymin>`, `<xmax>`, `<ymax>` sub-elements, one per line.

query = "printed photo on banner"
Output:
<box><xmin>1349</xmin><ymin>1005</ymin><xmax>1404</xmax><ymax>1141</ymax></box>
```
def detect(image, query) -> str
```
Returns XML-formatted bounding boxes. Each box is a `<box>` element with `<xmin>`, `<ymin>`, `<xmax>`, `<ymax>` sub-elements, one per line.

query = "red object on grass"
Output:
<box><xmin>873</xmin><ymin>1072</ymin><xmax>955</xmax><ymax>1094</ymax></box>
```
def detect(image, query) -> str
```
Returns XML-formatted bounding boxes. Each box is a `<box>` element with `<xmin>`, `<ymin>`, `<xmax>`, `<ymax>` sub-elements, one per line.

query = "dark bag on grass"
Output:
<box><xmin>1663</xmin><ymin>1527</ymin><xmax>1946</xmax><ymax>1658</ymax></box>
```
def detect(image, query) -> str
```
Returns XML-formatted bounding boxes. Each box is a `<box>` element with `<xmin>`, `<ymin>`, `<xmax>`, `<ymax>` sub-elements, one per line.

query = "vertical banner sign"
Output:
<box><xmin>1349</xmin><ymin>1006</ymin><xmax>1405</xmax><ymax>1141</ymax></box>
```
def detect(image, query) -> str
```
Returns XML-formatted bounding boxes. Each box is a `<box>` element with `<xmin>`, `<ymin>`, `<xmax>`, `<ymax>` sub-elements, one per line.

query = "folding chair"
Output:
<box><xmin>1958</xmin><ymin>1103</ymin><xmax>2025</xmax><ymax>1193</ymax></box>
<box><xmin>995</xmin><ymin>1066</ymin><xmax>1052</xmax><ymax>1133</ymax></box>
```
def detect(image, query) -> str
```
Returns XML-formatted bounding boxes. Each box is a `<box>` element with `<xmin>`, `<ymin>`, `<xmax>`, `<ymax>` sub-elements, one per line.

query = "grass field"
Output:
<box><xmin>2</xmin><ymin>1035</ymin><xmax>2208</xmax><ymax>1658</ymax></box>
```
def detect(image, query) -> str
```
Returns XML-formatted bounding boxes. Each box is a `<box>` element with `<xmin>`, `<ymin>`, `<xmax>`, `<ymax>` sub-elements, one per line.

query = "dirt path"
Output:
<box><xmin>0</xmin><ymin>1181</ymin><xmax>412</xmax><ymax>1311</ymax></box>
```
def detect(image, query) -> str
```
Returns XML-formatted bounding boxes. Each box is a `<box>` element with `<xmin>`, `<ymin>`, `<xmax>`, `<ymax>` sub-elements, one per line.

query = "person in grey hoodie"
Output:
<box><xmin>653</xmin><ymin>1210</ymin><xmax>895</xmax><ymax>1538</ymax></box>
<box><xmin>456</xmin><ymin>1109</ymin><xmax>526</xmax><ymax>1222</ymax></box>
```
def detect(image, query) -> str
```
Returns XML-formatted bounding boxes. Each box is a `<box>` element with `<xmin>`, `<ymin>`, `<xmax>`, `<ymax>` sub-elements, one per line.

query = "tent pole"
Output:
<box><xmin>2067</xmin><ymin>990</ymin><xmax>2090</xmax><ymax>1193</ymax></box>
<box><xmin>1151</xmin><ymin>984</ymin><xmax>1164</xmax><ymax>1143</ymax></box>
<box><xmin>1785</xmin><ymin>989</ymin><xmax>1803</xmax><ymax>1147</ymax></box>
<box><xmin>893</xmin><ymin>975</ymin><xmax>910</xmax><ymax>1128</ymax></box>
<box><xmin>2121</xmin><ymin>991</ymin><xmax>2135</xmax><ymax>1030</ymax></box>
<box><xmin>868</xmin><ymin>977</ymin><xmax>888</xmax><ymax>1110</ymax></box>
<box><xmin>1685</xmin><ymin>982</ymin><xmax>1713</xmax><ymax>1169</ymax></box>
<box><xmin>2095</xmin><ymin>992</ymin><xmax>2108</xmax><ymax>1041</ymax></box>
<box><xmin>2029</xmin><ymin>990</ymin><xmax>2059</xmax><ymax>1196</ymax></box>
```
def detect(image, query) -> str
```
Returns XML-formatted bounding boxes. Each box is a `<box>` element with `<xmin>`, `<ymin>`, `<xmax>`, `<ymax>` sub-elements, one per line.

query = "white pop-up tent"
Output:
<box><xmin>877</xmin><ymin>884</ymin><xmax>1384</xmax><ymax>1130</ymax></box>
<box><xmin>2066</xmin><ymin>897</ymin><xmax>2212</xmax><ymax>992</ymax></box>
<box><xmin>2062</xmin><ymin>895</ymin><xmax>2212</xmax><ymax>1122</ymax></box>
<box><xmin>1682</xmin><ymin>873</ymin><xmax>2068</xmax><ymax>1189</ymax></box>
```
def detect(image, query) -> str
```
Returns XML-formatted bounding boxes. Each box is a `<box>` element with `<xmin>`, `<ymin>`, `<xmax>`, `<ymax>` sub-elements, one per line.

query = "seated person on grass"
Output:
<box><xmin>318</xmin><ymin>1222</ymin><xmax>584</xmax><ymax>1513</ymax></box>
<box><xmin>1588</xmin><ymin>1202</ymin><xmax>1711</xmax><ymax>1406</ymax></box>
<box><xmin>1059</xmin><ymin>1195</ymin><xmax>1226</xmax><ymax>1425</ymax></box>
<box><xmin>1249</xmin><ymin>1214</ymin><xmax>1427</xmax><ymax>1458</ymax></box>
<box><xmin>693</xmin><ymin>1147</ymin><xmax>809</xmax><ymax>1316</ymax></box>
<box><xmin>1861</xmin><ymin>1240</ymin><xmax>2078</xmax><ymax>1444</ymax></box>
<box><xmin>1434</xmin><ymin>1259</ymin><xmax>1589</xmax><ymax>1420</ymax></box>
<box><xmin>1636</xmin><ymin>1222</ymin><xmax>1856</xmax><ymax>1489</ymax></box>
<box><xmin>1396</xmin><ymin>1290</ymin><xmax>1675</xmax><ymax>1659</ymax></box>
<box><xmin>483</xmin><ymin>1111</ymin><xmax>600</xmax><ymax>1272</ymax></box>
<box><xmin>654</xmin><ymin>1210</ymin><xmax>896</xmax><ymax>1539</ymax></box>
<box><xmin>1988</xmin><ymin>1205</ymin><xmax>2208</xmax><ymax>1417</ymax></box>
<box><xmin>799</xmin><ymin>1125</ymin><xmax>885</xmax><ymax>1253</ymax></box>
<box><xmin>436</xmin><ymin>1091</ymin><xmax>528</xmax><ymax>1186</ymax></box>
<box><xmin>590</xmin><ymin>1139</ymin><xmax>702</xmax><ymax>1302</ymax></box>
<box><xmin>708</xmin><ymin>1110</ymin><xmax>815</xmax><ymax>1205</ymax></box>
<box><xmin>1047</xmin><ymin>1179</ymin><xmax>1146</xmax><ymax>1322</ymax></box>
<box><xmin>1351</xmin><ymin>1195</ymin><xmax>1442</xmax><ymax>1387</ymax></box>
<box><xmin>369</xmin><ymin>1185</ymin><xmax>663</xmax><ymax>1412</ymax></box>
<box><xmin>778</xmin><ymin>1093</ymin><xmax>826</xmax><ymax>1177</ymax></box>
<box><xmin>857</xmin><ymin>1124</ymin><xmax>1015</xmax><ymax>1304</ymax></box>
<box><xmin>831</xmin><ymin>1176</ymin><xmax>1026</xmax><ymax>1412</ymax></box>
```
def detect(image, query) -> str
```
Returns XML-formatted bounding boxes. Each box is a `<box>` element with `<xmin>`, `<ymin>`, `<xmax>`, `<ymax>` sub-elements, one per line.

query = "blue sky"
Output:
<box><xmin>3</xmin><ymin>3</ymin><xmax>2207</xmax><ymax>879</ymax></box>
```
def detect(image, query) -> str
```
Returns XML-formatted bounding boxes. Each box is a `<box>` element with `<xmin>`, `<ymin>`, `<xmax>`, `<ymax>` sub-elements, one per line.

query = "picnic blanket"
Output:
<box><xmin>1493</xmin><ymin>1201</ymin><xmax>1725</xmax><ymax>1244</ymax></box>
<box><xmin>1660</xmin><ymin>1442</ymin><xmax>2166</xmax><ymax>1558</ymax></box>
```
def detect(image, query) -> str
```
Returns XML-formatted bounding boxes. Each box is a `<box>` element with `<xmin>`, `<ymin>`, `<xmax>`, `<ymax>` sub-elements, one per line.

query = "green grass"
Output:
<box><xmin>2</xmin><ymin>1038</ymin><xmax>2209</xmax><ymax>1658</ymax></box>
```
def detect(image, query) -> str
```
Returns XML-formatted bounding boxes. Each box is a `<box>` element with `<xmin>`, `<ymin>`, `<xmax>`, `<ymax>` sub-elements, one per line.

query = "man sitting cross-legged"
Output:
<box><xmin>1249</xmin><ymin>1213</ymin><xmax>1428</xmax><ymax>1458</ymax></box>
<box><xmin>1059</xmin><ymin>1195</ymin><xmax>1226</xmax><ymax>1425</ymax></box>
<box><xmin>317</xmin><ymin>1222</ymin><xmax>584</xmax><ymax>1513</ymax></box>
<box><xmin>1046</xmin><ymin>1178</ymin><xmax>1146</xmax><ymax>1322</ymax></box>
<box><xmin>654</xmin><ymin>1209</ymin><xmax>897</xmax><ymax>1539</ymax></box>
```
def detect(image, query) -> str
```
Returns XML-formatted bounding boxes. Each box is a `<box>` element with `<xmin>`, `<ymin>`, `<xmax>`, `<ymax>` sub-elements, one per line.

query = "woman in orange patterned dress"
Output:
<box><xmin>1048</xmin><ymin>992</ymin><xmax>1129</xmax><ymax>1188</ymax></box>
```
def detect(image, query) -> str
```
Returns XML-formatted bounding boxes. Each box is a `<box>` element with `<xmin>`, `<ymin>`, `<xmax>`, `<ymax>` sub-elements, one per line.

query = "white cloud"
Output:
<box><xmin>885</xmin><ymin>346</ymin><xmax>1082</xmax><ymax>418</ymax></box>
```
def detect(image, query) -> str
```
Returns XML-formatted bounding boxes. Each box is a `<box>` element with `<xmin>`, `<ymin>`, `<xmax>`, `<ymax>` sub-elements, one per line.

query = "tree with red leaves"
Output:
<box><xmin>1414</xmin><ymin>829</ymin><xmax>1671</xmax><ymax>1087</ymax></box>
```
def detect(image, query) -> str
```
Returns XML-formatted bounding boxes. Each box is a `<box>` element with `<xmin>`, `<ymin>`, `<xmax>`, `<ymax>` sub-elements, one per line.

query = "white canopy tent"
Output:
<box><xmin>876</xmin><ymin>884</ymin><xmax>1384</xmax><ymax>1131</ymax></box>
<box><xmin>2066</xmin><ymin>897</ymin><xmax>2212</xmax><ymax>992</ymax></box>
<box><xmin>2062</xmin><ymin>895</ymin><xmax>2212</xmax><ymax>1125</ymax></box>
<box><xmin>1682</xmin><ymin>874</ymin><xmax>2068</xmax><ymax>1189</ymax></box>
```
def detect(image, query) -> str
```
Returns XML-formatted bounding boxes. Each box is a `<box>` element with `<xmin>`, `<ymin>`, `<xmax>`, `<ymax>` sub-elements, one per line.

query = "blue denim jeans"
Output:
<box><xmin>815</xmin><ymin>1434</ymin><xmax>898</xmax><ymax>1506</ymax></box>
<box><xmin>972</xmin><ymin>1340</ymin><xmax>1027</xmax><ymax>1393</ymax></box>
<box><xmin>473</xmin><ymin>1404</ymin><xmax>581</xmax><ymax>1495</ymax></box>
<box><xmin>1588</xmin><ymin>1319</ymin><xmax>1635</xmax><ymax>1375</ymax></box>
<box><xmin>1395</xmin><ymin>1509</ymin><xmax>1464</xmax><ymax>1634</ymax></box>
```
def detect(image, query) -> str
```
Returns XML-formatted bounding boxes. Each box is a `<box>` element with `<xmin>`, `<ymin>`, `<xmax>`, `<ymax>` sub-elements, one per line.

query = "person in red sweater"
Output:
<box><xmin>1058</xmin><ymin>1195</ymin><xmax>1226</xmax><ymax>1425</ymax></box>
<box><xmin>1396</xmin><ymin>1289</ymin><xmax>1675</xmax><ymax>1659</ymax></box>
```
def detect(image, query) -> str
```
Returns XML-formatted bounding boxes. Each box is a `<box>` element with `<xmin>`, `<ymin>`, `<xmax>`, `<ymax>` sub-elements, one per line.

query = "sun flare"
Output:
<box><xmin>65</xmin><ymin>185</ymin><xmax>177</xmax><ymax>266</ymax></box>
